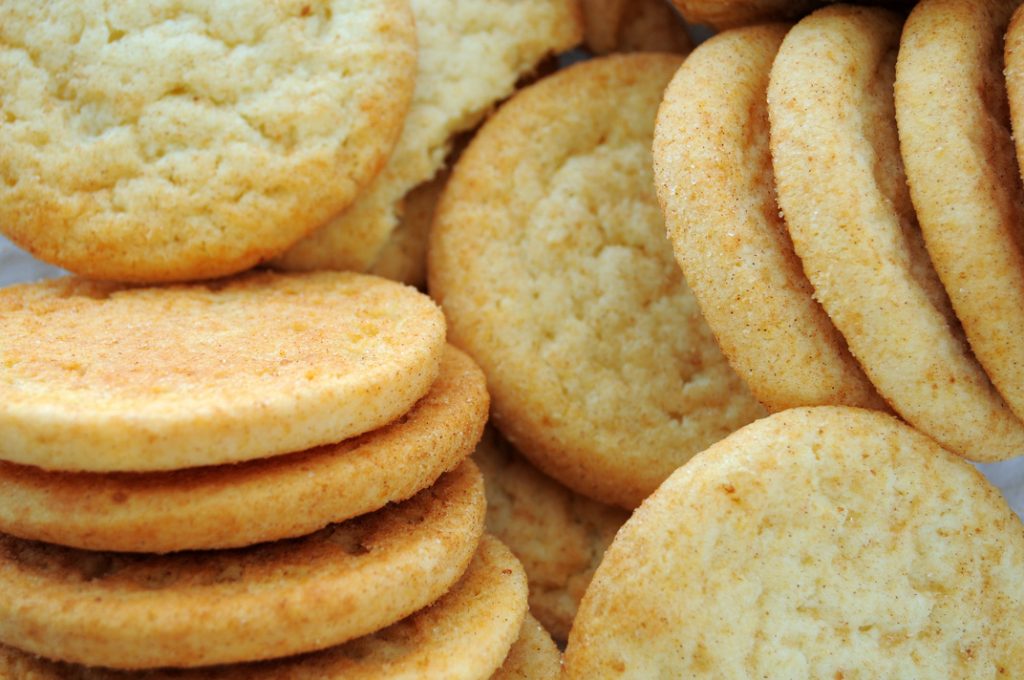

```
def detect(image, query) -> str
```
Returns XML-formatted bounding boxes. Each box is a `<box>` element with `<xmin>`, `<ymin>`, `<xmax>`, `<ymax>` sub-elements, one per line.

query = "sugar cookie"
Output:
<box><xmin>0</xmin><ymin>272</ymin><xmax>445</xmax><ymax>472</ymax></box>
<box><xmin>474</xmin><ymin>427</ymin><xmax>627</xmax><ymax>641</ymax></box>
<box><xmin>0</xmin><ymin>0</ymin><xmax>417</xmax><ymax>282</ymax></box>
<box><xmin>654</xmin><ymin>23</ymin><xmax>883</xmax><ymax>412</ymax></box>
<box><xmin>0</xmin><ymin>461</ymin><xmax>485</xmax><ymax>670</ymax></box>
<box><xmin>0</xmin><ymin>346</ymin><xmax>485</xmax><ymax>553</ymax></box>
<box><xmin>0</xmin><ymin>533</ymin><xmax>528</xmax><ymax>679</ymax></box>
<box><xmin>430</xmin><ymin>53</ymin><xmax>766</xmax><ymax>508</ymax></box>
<box><xmin>769</xmin><ymin>5</ymin><xmax>1024</xmax><ymax>461</ymax></box>
<box><xmin>564</xmin><ymin>407</ymin><xmax>1024</xmax><ymax>677</ymax></box>
<box><xmin>274</xmin><ymin>0</ymin><xmax>582</xmax><ymax>274</ymax></box>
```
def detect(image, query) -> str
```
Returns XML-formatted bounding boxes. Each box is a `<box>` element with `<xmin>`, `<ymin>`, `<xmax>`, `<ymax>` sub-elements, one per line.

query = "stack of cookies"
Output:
<box><xmin>0</xmin><ymin>272</ymin><xmax>556</xmax><ymax>677</ymax></box>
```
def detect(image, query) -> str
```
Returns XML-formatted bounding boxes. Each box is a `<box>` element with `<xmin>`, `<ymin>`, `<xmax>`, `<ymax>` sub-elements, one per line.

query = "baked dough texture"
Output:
<box><xmin>0</xmin><ymin>0</ymin><xmax>417</xmax><ymax>282</ymax></box>
<box><xmin>654</xmin><ymin>23</ymin><xmax>883</xmax><ymax>412</ymax></box>
<box><xmin>897</xmin><ymin>0</ymin><xmax>1024</xmax><ymax>424</ymax></box>
<box><xmin>581</xmin><ymin>0</ymin><xmax>692</xmax><ymax>54</ymax></box>
<box><xmin>0</xmin><ymin>534</ymin><xmax>529</xmax><ymax>680</ymax></box>
<box><xmin>0</xmin><ymin>461</ymin><xmax>486</xmax><ymax>670</ymax></box>
<box><xmin>0</xmin><ymin>346</ymin><xmax>486</xmax><ymax>553</ymax></box>
<box><xmin>274</xmin><ymin>0</ymin><xmax>583</xmax><ymax>274</ymax></box>
<box><xmin>491</xmin><ymin>614</ymin><xmax>561</xmax><ymax>680</ymax></box>
<box><xmin>474</xmin><ymin>427</ymin><xmax>628</xmax><ymax>641</ymax></box>
<box><xmin>563</xmin><ymin>407</ymin><xmax>1024</xmax><ymax>678</ymax></box>
<box><xmin>769</xmin><ymin>5</ymin><xmax>1024</xmax><ymax>462</ymax></box>
<box><xmin>0</xmin><ymin>271</ymin><xmax>445</xmax><ymax>472</ymax></box>
<box><xmin>430</xmin><ymin>53</ymin><xmax>767</xmax><ymax>508</ymax></box>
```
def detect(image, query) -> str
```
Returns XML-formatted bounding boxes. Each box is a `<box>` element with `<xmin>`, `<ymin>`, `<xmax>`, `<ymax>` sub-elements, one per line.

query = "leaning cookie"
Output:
<box><xmin>0</xmin><ymin>462</ymin><xmax>485</xmax><ymax>670</ymax></box>
<box><xmin>474</xmin><ymin>427</ymin><xmax>628</xmax><ymax>642</ymax></box>
<box><xmin>654</xmin><ymin>24</ymin><xmax>883</xmax><ymax>412</ymax></box>
<box><xmin>274</xmin><ymin>0</ymin><xmax>582</xmax><ymax>274</ymax></box>
<box><xmin>581</xmin><ymin>0</ymin><xmax>692</xmax><ymax>54</ymax></box>
<box><xmin>769</xmin><ymin>5</ymin><xmax>1024</xmax><ymax>461</ymax></box>
<box><xmin>0</xmin><ymin>534</ymin><xmax>531</xmax><ymax>679</ymax></box>
<box><xmin>670</xmin><ymin>0</ymin><xmax>913</xmax><ymax>29</ymax></box>
<box><xmin>430</xmin><ymin>53</ymin><xmax>766</xmax><ymax>509</ymax></box>
<box><xmin>564</xmin><ymin>407</ymin><xmax>1024</xmax><ymax>677</ymax></box>
<box><xmin>0</xmin><ymin>0</ymin><xmax>417</xmax><ymax>282</ymax></box>
<box><xmin>896</xmin><ymin>0</ymin><xmax>1024</xmax><ymax>424</ymax></box>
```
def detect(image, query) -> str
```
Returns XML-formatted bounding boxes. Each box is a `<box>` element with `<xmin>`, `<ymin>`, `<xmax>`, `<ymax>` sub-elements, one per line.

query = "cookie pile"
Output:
<box><xmin>655</xmin><ymin>1</ymin><xmax>1024</xmax><ymax>465</ymax></box>
<box><xmin>0</xmin><ymin>272</ymin><xmax>558</xmax><ymax>676</ymax></box>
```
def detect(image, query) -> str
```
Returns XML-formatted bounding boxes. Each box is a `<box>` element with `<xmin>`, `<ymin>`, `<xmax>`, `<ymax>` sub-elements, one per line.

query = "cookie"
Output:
<box><xmin>491</xmin><ymin>614</ymin><xmax>561</xmax><ymax>680</ymax></box>
<box><xmin>429</xmin><ymin>53</ymin><xmax>766</xmax><ymax>508</ymax></box>
<box><xmin>0</xmin><ymin>534</ymin><xmax>530</xmax><ymax>679</ymax></box>
<box><xmin>0</xmin><ymin>0</ymin><xmax>417</xmax><ymax>282</ymax></box>
<box><xmin>0</xmin><ymin>460</ymin><xmax>485</xmax><ymax>670</ymax></box>
<box><xmin>670</xmin><ymin>0</ymin><xmax>823</xmax><ymax>28</ymax></box>
<box><xmin>563</xmin><ymin>407</ymin><xmax>1024</xmax><ymax>677</ymax></box>
<box><xmin>769</xmin><ymin>5</ymin><xmax>1024</xmax><ymax>462</ymax></box>
<box><xmin>0</xmin><ymin>271</ymin><xmax>445</xmax><ymax>472</ymax></box>
<box><xmin>581</xmin><ymin>0</ymin><xmax>692</xmax><ymax>54</ymax></box>
<box><xmin>367</xmin><ymin>168</ymin><xmax>450</xmax><ymax>287</ymax></box>
<box><xmin>897</xmin><ymin>0</ymin><xmax>1024</xmax><ymax>424</ymax></box>
<box><xmin>474</xmin><ymin>427</ymin><xmax>628</xmax><ymax>641</ymax></box>
<box><xmin>654</xmin><ymin>24</ymin><xmax>884</xmax><ymax>413</ymax></box>
<box><xmin>670</xmin><ymin>0</ymin><xmax>913</xmax><ymax>29</ymax></box>
<box><xmin>273</xmin><ymin>0</ymin><xmax>583</xmax><ymax>274</ymax></box>
<box><xmin>0</xmin><ymin>346</ymin><xmax>486</xmax><ymax>553</ymax></box>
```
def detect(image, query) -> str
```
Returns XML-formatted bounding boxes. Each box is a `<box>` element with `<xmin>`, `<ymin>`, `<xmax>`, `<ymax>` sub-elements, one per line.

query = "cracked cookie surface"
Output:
<box><xmin>0</xmin><ymin>0</ymin><xmax>416</xmax><ymax>281</ymax></box>
<box><xmin>430</xmin><ymin>53</ymin><xmax>765</xmax><ymax>508</ymax></box>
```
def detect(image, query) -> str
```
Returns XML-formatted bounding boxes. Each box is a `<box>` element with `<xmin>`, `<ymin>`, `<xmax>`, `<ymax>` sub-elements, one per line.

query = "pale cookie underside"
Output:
<box><xmin>654</xmin><ymin>23</ymin><xmax>882</xmax><ymax>412</ymax></box>
<box><xmin>581</xmin><ymin>0</ymin><xmax>692</xmax><ymax>54</ymax></box>
<box><xmin>0</xmin><ymin>346</ymin><xmax>487</xmax><ymax>553</ymax></box>
<box><xmin>0</xmin><ymin>0</ymin><xmax>417</xmax><ymax>282</ymax></box>
<box><xmin>367</xmin><ymin>168</ymin><xmax>449</xmax><ymax>287</ymax></box>
<box><xmin>768</xmin><ymin>5</ymin><xmax>1024</xmax><ymax>461</ymax></box>
<box><xmin>897</xmin><ymin>0</ymin><xmax>1024</xmax><ymax>424</ymax></box>
<box><xmin>0</xmin><ymin>534</ymin><xmax>529</xmax><ymax>680</ymax></box>
<box><xmin>491</xmin><ymin>614</ymin><xmax>561</xmax><ymax>680</ymax></box>
<box><xmin>0</xmin><ymin>461</ymin><xmax>486</xmax><ymax>670</ymax></box>
<box><xmin>563</xmin><ymin>407</ymin><xmax>1024</xmax><ymax>678</ymax></box>
<box><xmin>429</xmin><ymin>53</ymin><xmax>766</xmax><ymax>509</ymax></box>
<box><xmin>0</xmin><ymin>271</ymin><xmax>445</xmax><ymax>472</ymax></box>
<box><xmin>273</xmin><ymin>0</ymin><xmax>582</xmax><ymax>273</ymax></box>
<box><xmin>474</xmin><ymin>427</ymin><xmax>628</xmax><ymax>642</ymax></box>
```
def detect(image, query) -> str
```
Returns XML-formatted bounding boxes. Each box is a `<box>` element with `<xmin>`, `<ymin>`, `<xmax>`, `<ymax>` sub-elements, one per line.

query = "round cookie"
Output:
<box><xmin>491</xmin><ymin>614</ymin><xmax>561</xmax><ymax>680</ymax></box>
<box><xmin>474</xmin><ymin>427</ymin><xmax>628</xmax><ymax>642</ymax></box>
<box><xmin>0</xmin><ymin>271</ymin><xmax>445</xmax><ymax>472</ymax></box>
<box><xmin>654</xmin><ymin>24</ymin><xmax>884</xmax><ymax>413</ymax></box>
<box><xmin>768</xmin><ymin>5</ymin><xmax>1024</xmax><ymax>462</ymax></box>
<box><xmin>0</xmin><ymin>461</ymin><xmax>485</xmax><ymax>670</ymax></box>
<box><xmin>0</xmin><ymin>534</ymin><xmax>527</xmax><ymax>679</ymax></box>
<box><xmin>897</xmin><ymin>0</ymin><xmax>1024</xmax><ymax>424</ymax></box>
<box><xmin>0</xmin><ymin>346</ymin><xmax>486</xmax><ymax>553</ymax></box>
<box><xmin>429</xmin><ymin>53</ymin><xmax>767</xmax><ymax>509</ymax></box>
<box><xmin>0</xmin><ymin>0</ymin><xmax>417</xmax><ymax>282</ymax></box>
<box><xmin>581</xmin><ymin>0</ymin><xmax>693</xmax><ymax>54</ymax></box>
<box><xmin>273</xmin><ymin>0</ymin><xmax>582</xmax><ymax>274</ymax></box>
<box><xmin>563</xmin><ymin>407</ymin><xmax>1024</xmax><ymax>677</ymax></box>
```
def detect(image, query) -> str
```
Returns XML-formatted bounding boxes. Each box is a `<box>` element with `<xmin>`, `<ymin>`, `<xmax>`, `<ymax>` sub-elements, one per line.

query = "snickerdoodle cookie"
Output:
<box><xmin>563</xmin><ymin>408</ymin><xmax>1024</xmax><ymax>677</ymax></box>
<box><xmin>654</xmin><ymin>23</ymin><xmax>883</xmax><ymax>412</ymax></box>
<box><xmin>0</xmin><ymin>272</ymin><xmax>445</xmax><ymax>472</ymax></box>
<box><xmin>0</xmin><ymin>461</ymin><xmax>485</xmax><ymax>670</ymax></box>
<box><xmin>430</xmin><ymin>53</ymin><xmax>766</xmax><ymax>508</ymax></box>
<box><xmin>769</xmin><ymin>5</ymin><xmax>1024</xmax><ymax>461</ymax></box>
